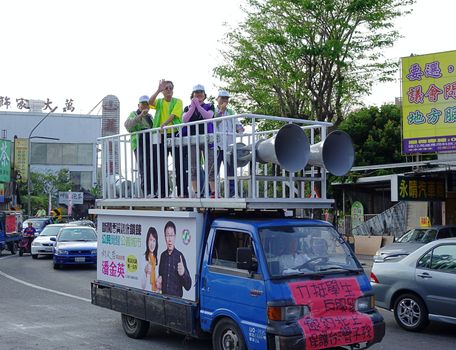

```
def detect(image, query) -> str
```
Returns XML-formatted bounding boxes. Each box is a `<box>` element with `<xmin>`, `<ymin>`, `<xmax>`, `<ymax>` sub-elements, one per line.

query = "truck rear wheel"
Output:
<box><xmin>212</xmin><ymin>318</ymin><xmax>246</xmax><ymax>350</ymax></box>
<box><xmin>7</xmin><ymin>242</ymin><xmax>16</xmax><ymax>255</ymax></box>
<box><xmin>121</xmin><ymin>314</ymin><xmax>149</xmax><ymax>339</ymax></box>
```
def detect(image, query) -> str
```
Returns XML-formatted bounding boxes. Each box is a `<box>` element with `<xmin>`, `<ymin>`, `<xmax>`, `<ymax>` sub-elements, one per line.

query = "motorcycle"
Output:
<box><xmin>18</xmin><ymin>234</ymin><xmax>35</xmax><ymax>256</ymax></box>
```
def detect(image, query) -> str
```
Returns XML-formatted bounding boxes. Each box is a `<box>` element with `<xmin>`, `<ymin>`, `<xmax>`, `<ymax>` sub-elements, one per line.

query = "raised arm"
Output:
<box><xmin>195</xmin><ymin>102</ymin><xmax>214</xmax><ymax>119</ymax></box>
<box><xmin>149</xmin><ymin>79</ymin><xmax>167</xmax><ymax>106</ymax></box>
<box><xmin>182</xmin><ymin>102</ymin><xmax>196</xmax><ymax>122</ymax></box>
<box><xmin>124</xmin><ymin>111</ymin><xmax>141</xmax><ymax>131</ymax></box>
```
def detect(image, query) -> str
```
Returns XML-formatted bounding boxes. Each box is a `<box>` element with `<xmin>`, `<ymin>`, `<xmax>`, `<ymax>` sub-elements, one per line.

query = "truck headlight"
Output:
<box><xmin>268</xmin><ymin>305</ymin><xmax>310</xmax><ymax>321</ymax></box>
<box><xmin>356</xmin><ymin>296</ymin><xmax>375</xmax><ymax>312</ymax></box>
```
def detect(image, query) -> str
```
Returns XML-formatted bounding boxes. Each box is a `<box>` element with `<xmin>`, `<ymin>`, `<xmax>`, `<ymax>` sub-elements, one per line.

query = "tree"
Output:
<box><xmin>215</xmin><ymin>0</ymin><xmax>415</xmax><ymax>126</ymax></box>
<box><xmin>18</xmin><ymin>169</ymin><xmax>72</xmax><ymax>215</ymax></box>
<box><xmin>338</xmin><ymin>104</ymin><xmax>402</xmax><ymax>167</ymax></box>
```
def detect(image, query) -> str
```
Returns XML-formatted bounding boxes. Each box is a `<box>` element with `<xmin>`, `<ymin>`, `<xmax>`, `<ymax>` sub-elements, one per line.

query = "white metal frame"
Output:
<box><xmin>97</xmin><ymin>114</ymin><xmax>334</xmax><ymax>210</ymax></box>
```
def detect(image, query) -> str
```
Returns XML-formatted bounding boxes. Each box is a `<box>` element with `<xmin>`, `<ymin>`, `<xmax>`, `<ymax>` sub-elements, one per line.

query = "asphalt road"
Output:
<box><xmin>0</xmin><ymin>252</ymin><xmax>455</xmax><ymax>350</ymax></box>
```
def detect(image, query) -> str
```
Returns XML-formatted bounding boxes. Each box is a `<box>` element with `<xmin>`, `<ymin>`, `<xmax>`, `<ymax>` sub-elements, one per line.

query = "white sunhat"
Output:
<box><xmin>138</xmin><ymin>95</ymin><xmax>149</xmax><ymax>103</ymax></box>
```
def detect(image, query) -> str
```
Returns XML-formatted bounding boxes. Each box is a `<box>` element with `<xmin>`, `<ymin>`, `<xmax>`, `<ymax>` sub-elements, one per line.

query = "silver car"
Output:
<box><xmin>373</xmin><ymin>226</ymin><xmax>456</xmax><ymax>262</ymax></box>
<box><xmin>371</xmin><ymin>238</ymin><xmax>456</xmax><ymax>331</ymax></box>
<box><xmin>30</xmin><ymin>223</ymin><xmax>76</xmax><ymax>259</ymax></box>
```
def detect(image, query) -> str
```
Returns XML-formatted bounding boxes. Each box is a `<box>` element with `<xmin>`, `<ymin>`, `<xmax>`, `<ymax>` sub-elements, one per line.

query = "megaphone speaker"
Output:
<box><xmin>309</xmin><ymin>130</ymin><xmax>354</xmax><ymax>176</ymax></box>
<box><xmin>256</xmin><ymin>124</ymin><xmax>310</xmax><ymax>172</ymax></box>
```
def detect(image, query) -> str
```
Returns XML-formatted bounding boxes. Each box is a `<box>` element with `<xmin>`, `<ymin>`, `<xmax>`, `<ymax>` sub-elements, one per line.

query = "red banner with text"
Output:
<box><xmin>289</xmin><ymin>277</ymin><xmax>374</xmax><ymax>350</ymax></box>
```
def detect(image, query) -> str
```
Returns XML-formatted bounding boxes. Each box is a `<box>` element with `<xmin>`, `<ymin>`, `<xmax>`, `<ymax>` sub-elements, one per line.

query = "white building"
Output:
<box><xmin>0</xmin><ymin>110</ymin><xmax>101</xmax><ymax>190</ymax></box>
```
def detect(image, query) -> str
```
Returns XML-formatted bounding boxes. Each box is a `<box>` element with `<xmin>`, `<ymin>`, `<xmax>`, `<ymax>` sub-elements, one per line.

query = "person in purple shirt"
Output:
<box><xmin>182</xmin><ymin>84</ymin><xmax>215</xmax><ymax>197</ymax></box>
<box><xmin>23</xmin><ymin>222</ymin><xmax>36</xmax><ymax>236</ymax></box>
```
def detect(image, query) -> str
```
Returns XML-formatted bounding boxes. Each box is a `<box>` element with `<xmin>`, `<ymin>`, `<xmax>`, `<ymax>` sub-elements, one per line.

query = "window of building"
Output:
<box><xmin>31</xmin><ymin>143</ymin><xmax>47</xmax><ymax>164</ymax></box>
<box><xmin>62</xmin><ymin>144</ymin><xmax>78</xmax><ymax>165</ymax></box>
<box><xmin>70</xmin><ymin>171</ymin><xmax>93</xmax><ymax>191</ymax></box>
<box><xmin>31</xmin><ymin>143</ymin><xmax>93</xmax><ymax>165</ymax></box>
<box><xmin>47</xmin><ymin>144</ymin><xmax>63</xmax><ymax>165</ymax></box>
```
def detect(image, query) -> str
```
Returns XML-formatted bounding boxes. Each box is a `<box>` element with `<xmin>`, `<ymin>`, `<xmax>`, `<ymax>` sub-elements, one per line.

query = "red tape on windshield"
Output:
<box><xmin>289</xmin><ymin>277</ymin><xmax>374</xmax><ymax>350</ymax></box>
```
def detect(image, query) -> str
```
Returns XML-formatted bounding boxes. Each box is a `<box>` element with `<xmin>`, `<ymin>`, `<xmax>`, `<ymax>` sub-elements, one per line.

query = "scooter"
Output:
<box><xmin>18</xmin><ymin>234</ymin><xmax>34</xmax><ymax>256</ymax></box>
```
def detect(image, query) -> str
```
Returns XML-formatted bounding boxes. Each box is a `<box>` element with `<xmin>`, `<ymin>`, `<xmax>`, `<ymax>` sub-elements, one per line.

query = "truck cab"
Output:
<box><xmin>200</xmin><ymin>217</ymin><xmax>384</xmax><ymax>350</ymax></box>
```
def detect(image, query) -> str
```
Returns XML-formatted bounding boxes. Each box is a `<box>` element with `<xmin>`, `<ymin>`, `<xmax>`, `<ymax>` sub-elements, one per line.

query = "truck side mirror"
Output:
<box><xmin>236</xmin><ymin>247</ymin><xmax>257</xmax><ymax>272</ymax></box>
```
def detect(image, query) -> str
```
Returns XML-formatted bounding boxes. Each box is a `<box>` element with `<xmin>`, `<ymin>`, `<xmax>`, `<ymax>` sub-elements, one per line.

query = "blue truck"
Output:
<box><xmin>91</xmin><ymin>210</ymin><xmax>385</xmax><ymax>350</ymax></box>
<box><xmin>90</xmin><ymin>115</ymin><xmax>385</xmax><ymax>349</ymax></box>
<box><xmin>0</xmin><ymin>211</ymin><xmax>23</xmax><ymax>255</ymax></box>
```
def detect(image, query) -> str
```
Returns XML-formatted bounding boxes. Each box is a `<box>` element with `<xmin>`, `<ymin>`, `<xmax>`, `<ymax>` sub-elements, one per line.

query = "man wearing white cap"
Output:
<box><xmin>215</xmin><ymin>90</ymin><xmax>244</xmax><ymax>197</ymax></box>
<box><xmin>124</xmin><ymin>96</ymin><xmax>154</xmax><ymax>196</ymax></box>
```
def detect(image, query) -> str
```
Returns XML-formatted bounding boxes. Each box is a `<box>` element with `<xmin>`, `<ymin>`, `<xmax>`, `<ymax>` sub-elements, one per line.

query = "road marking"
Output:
<box><xmin>0</xmin><ymin>270</ymin><xmax>91</xmax><ymax>303</ymax></box>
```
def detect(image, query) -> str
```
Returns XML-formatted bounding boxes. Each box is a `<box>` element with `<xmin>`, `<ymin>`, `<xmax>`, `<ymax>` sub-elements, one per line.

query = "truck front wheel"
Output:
<box><xmin>213</xmin><ymin>318</ymin><xmax>246</xmax><ymax>350</ymax></box>
<box><xmin>121</xmin><ymin>314</ymin><xmax>149</xmax><ymax>339</ymax></box>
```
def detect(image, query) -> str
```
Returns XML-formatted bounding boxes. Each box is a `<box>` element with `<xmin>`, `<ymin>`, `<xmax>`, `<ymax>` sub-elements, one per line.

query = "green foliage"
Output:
<box><xmin>338</xmin><ymin>104</ymin><xmax>402</xmax><ymax>166</ymax></box>
<box><xmin>89</xmin><ymin>183</ymin><xmax>102</xmax><ymax>198</ymax></box>
<box><xmin>27</xmin><ymin>169</ymin><xmax>71</xmax><ymax>195</ymax></box>
<box><xmin>215</xmin><ymin>0</ymin><xmax>415</xmax><ymax>127</ymax></box>
<box><xmin>18</xmin><ymin>169</ymin><xmax>72</xmax><ymax>214</ymax></box>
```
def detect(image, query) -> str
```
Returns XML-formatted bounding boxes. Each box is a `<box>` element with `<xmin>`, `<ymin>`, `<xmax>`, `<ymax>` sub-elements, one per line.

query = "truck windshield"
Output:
<box><xmin>258</xmin><ymin>225</ymin><xmax>360</xmax><ymax>278</ymax></box>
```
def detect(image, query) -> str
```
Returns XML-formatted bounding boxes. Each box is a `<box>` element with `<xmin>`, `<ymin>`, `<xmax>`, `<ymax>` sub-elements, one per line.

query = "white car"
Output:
<box><xmin>31</xmin><ymin>223</ymin><xmax>76</xmax><ymax>259</ymax></box>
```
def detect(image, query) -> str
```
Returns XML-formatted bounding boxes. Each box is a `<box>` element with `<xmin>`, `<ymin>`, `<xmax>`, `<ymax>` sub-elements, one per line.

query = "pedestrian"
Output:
<box><xmin>157</xmin><ymin>221</ymin><xmax>192</xmax><ymax>297</ymax></box>
<box><xmin>214</xmin><ymin>90</ymin><xmax>244</xmax><ymax>197</ymax></box>
<box><xmin>149</xmin><ymin>80</ymin><xmax>187</xmax><ymax>197</ymax></box>
<box><xmin>182</xmin><ymin>84</ymin><xmax>215</xmax><ymax>197</ymax></box>
<box><xmin>35</xmin><ymin>207</ymin><xmax>46</xmax><ymax>217</ymax></box>
<box><xmin>124</xmin><ymin>96</ymin><xmax>154</xmax><ymax>197</ymax></box>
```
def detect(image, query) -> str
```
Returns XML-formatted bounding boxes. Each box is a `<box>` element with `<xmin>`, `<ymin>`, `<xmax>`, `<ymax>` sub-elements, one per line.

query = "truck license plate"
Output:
<box><xmin>75</xmin><ymin>257</ymin><xmax>85</xmax><ymax>262</ymax></box>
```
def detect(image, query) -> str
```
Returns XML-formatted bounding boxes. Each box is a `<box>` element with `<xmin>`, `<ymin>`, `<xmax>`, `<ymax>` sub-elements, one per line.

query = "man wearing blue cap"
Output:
<box><xmin>124</xmin><ymin>96</ymin><xmax>154</xmax><ymax>197</ymax></box>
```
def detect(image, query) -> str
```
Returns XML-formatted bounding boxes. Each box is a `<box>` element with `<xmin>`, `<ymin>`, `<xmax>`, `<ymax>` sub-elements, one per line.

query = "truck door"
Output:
<box><xmin>200</xmin><ymin>228</ymin><xmax>267</xmax><ymax>349</ymax></box>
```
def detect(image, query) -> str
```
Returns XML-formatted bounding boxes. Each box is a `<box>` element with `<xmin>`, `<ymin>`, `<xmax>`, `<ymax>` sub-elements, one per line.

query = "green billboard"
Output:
<box><xmin>0</xmin><ymin>140</ymin><xmax>12</xmax><ymax>182</ymax></box>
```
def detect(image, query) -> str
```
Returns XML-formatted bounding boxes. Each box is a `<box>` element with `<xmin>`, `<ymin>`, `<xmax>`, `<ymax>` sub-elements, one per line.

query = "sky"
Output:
<box><xmin>1</xmin><ymin>0</ymin><xmax>454</xmax><ymax>133</ymax></box>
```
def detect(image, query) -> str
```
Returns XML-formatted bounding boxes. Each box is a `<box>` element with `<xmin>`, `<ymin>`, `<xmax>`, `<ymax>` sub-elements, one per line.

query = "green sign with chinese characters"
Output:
<box><xmin>397</xmin><ymin>176</ymin><xmax>445</xmax><ymax>201</ymax></box>
<box><xmin>0</xmin><ymin>140</ymin><xmax>12</xmax><ymax>182</ymax></box>
<box><xmin>351</xmin><ymin>201</ymin><xmax>364</xmax><ymax>229</ymax></box>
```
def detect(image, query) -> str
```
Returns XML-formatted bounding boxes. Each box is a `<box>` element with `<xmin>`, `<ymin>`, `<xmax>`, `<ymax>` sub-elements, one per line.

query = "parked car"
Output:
<box><xmin>371</xmin><ymin>238</ymin><xmax>456</xmax><ymax>331</ymax></box>
<box><xmin>51</xmin><ymin>226</ymin><xmax>97</xmax><ymax>269</ymax></box>
<box><xmin>22</xmin><ymin>218</ymin><xmax>53</xmax><ymax>237</ymax></box>
<box><xmin>373</xmin><ymin>225</ymin><xmax>456</xmax><ymax>262</ymax></box>
<box><xmin>31</xmin><ymin>223</ymin><xmax>76</xmax><ymax>259</ymax></box>
<box><xmin>68</xmin><ymin>220</ymin><xmax>95</xmax><ymax>228</ymax></box>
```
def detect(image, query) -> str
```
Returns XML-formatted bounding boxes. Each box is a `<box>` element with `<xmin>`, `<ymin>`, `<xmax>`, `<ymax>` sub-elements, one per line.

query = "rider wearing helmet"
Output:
<box><xmin>23</xmin><ymin>222</ymin><xmax>36</xmax><ymax>236</ymax></box>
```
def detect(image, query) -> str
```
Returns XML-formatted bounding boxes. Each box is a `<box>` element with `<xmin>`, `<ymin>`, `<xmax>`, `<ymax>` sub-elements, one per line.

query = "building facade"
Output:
<box><xmin>1</xmin><ymin>110</ymin><xmax>101</xmax><ymax>190</ymax></box>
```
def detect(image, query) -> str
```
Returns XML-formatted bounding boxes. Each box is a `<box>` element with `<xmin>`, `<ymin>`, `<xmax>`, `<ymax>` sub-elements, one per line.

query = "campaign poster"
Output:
<box><xmin>402</xmin><ymin>50</ymin><xmax>456</xmax><ymax>154</ymax></box>
<box><xmin>95</xmin><ymin>210</ymin><xmax>203</xmax><ymax>301</ymax></box>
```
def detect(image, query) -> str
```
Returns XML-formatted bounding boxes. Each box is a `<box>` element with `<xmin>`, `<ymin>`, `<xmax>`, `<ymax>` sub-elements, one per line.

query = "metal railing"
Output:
<box><xmin>98</xmin><ymin>114</ymin><xmax>334</xmax><ymax>209</ymax></box>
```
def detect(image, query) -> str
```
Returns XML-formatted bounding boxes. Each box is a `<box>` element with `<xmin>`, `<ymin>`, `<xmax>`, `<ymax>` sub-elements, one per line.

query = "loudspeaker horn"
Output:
<box><xmin>255</xmin><ymin>124</ymin><xmax>310</xmax><ymax>172</ymax></box>
<box><xmin>308</xmin><ymin>130</ymin><xmax>354</xmax><ymax>176</ymax></box>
